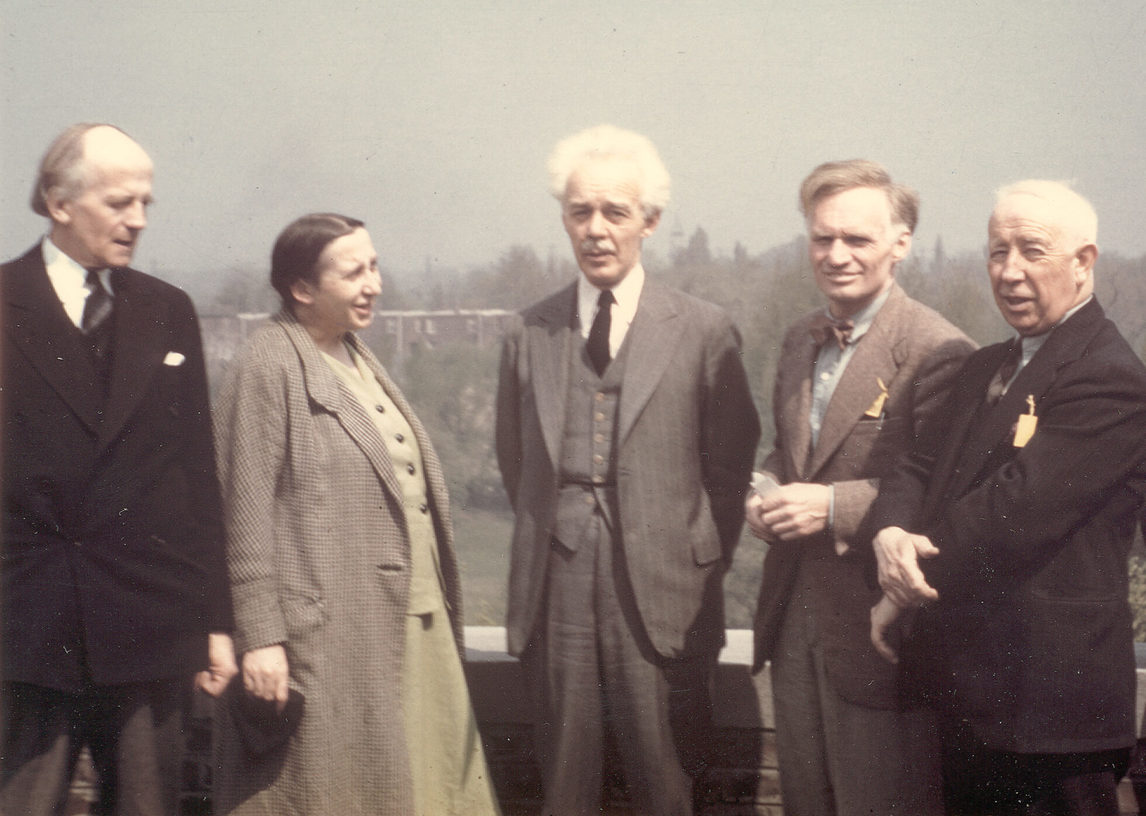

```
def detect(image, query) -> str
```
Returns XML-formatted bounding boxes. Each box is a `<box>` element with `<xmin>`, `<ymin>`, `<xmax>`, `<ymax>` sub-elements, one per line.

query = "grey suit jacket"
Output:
<box><xmin>496</xmin><ymin>278</ymin><xmax>760</xmax><ymax>659</ymax></box>
<box><xmin>752</xmin><ymin>283</ymin><xmax>974</xmax><ymax>708</ymax></box>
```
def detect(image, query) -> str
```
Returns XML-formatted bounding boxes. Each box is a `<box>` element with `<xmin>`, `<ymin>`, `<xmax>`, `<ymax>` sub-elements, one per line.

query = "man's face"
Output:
<box><xmin>48</xmin><ymin>128</ymin><xmax>153</xmax><ymax>269</ymax></box>
<box><xmin>562</xmin><ymin>156</ymin><xmax>659</xmax><ymax>289</ymax></box>
<box><xmin>987</xmin><ymin>194</ymin><xmax>1094</xmax><ymax>337</ymax></box>
<box><xmin>808</xmin><ymin>186</ymin><xmax>910</xmax><ymax>318</ymax></box>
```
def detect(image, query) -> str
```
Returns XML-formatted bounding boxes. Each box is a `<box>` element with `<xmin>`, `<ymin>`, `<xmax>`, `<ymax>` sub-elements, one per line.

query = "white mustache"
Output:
<box><xmin>579</xmin><ymin>240</ymin><xmax>611</xmax><ymax>253</ymax></box>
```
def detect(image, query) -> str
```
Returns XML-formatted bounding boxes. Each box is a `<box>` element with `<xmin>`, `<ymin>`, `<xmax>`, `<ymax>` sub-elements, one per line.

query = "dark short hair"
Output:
<box><xmin>270</xmin><ymin>213</ymin><xmax>365</xmax><ymax>308</ymax></box>
<box><xmin>30</xmin><ymin>123</ymin><xmax>131</xmax><ymax>216</ymax></box>
<box><xmin>799</xmin><ymin>159</ymin><xmax>920</xmax><ymax>234</ymax></box>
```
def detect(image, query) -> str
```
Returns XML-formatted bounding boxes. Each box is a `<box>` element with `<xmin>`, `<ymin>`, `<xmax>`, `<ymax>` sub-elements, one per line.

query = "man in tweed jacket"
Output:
<box><xmin>747</xmin><ymin>160</ymin><xmax>973</xmax><ymax>816</ymax></box>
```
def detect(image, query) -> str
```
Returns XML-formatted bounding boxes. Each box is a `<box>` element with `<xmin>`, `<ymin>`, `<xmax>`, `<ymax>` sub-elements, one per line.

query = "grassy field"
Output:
<box><xmin>451</xmin><ymin>505</ymin><xmax>766</xmax><ymax>630</ymax></box>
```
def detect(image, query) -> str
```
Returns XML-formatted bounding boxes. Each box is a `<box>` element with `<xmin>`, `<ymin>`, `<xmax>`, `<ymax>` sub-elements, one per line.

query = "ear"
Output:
<box><xmin>890</xmin><ymin>228</ymin><xmax>913</xmax><ymax>263</ymax></box>
<box><xmin>1074</xmin><ymin>243</ymin><xmax>1098</xmax><ymax>283</ymax></box>
<box><xmin>641</xmin><ymin>209</ymin><xmax>661</xmax><ymax>238</ymax></box>
<box><xmin>289</xmin><ymin>278</ymin><xmax>316</xmax><ymax>307</ymax></box>
<box><xmin>44</xmin><ymin>190</ymin><xmax>72</xmax><ymax>226</ymax></box>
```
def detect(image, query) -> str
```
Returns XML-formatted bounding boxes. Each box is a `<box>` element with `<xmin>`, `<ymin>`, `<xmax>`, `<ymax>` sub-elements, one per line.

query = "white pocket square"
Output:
<box><xmin>163</xmin><ymin>351</ymin><xmax>186</xmax><ymax>366</ymax></box>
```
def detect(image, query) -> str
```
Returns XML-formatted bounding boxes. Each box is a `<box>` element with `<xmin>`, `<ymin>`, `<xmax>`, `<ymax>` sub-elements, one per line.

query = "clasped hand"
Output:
<box><xmin>744</xmin><ymin>482</ymin><xmax>830</xmax><ymax>542</ymax></box>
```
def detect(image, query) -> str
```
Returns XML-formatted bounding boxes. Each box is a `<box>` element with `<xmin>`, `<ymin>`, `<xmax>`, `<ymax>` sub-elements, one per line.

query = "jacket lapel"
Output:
<box><xmin>98</xmin><ymin>270</ymin><xmax>170</xmax><ymax>449</ymax></box>
<box><xmin>776</xmin><ymin>324</ymin><xmax>817</xmax><ymax>480</ymax></box>
<box><xmin>944</xmin><ymin>301</ymin><xmax>1105</xmax><ymax>500</ymax></box>
<box><xmin>277</xmin><ymin>313</ymin><xmax>405</xmax><ymax>504</ymax></box>
<box><xmin>618</xmin><ymin>280</ymin><xmax>681</xmax><ymax>445</ymax></box>
<box><xmin>807</xmin><ymin>286</ymin><xmax>908</xmax><ymax>477</ymax></box>
<box><xmin>3</xmin><ymin>246</ymin><xmax>104</xmax><ymax>433</ymax></box>
<box><xmin>528</xmin><ymin>283</ymin><xmax>576</xmax><ymax>468</ymax></box>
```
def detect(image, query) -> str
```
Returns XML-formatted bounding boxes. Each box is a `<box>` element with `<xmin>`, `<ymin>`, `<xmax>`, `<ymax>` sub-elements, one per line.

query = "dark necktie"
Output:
<box><xmin>985</xmin><ymin>339</ymin><xmax>1022</xmax><ymax>404</ymax></box>
<box><xmin>81</xmin><ymin>268</ymin><xmax>113</xmax><ymax>334</ymax></box>
<box><xmin>809</xmin><ymin>312</ymin><xmax>854</xmax><ymax>351</ymax></box>
<box><xmin>587</xmin><ymin>289</ymin><xmax>615</xmax><ymax>375</ymax></box>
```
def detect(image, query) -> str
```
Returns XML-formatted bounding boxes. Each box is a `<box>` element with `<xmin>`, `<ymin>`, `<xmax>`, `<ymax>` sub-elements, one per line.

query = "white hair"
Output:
<box><xmin>994</xmin><ymin>179</ymin><xmax>1098</xmax><ymax>246</ymax></box>
<box><xmin>547</xmin><ymin>124</ymin><xmax>671</xmax><ymax>218</ymax></box>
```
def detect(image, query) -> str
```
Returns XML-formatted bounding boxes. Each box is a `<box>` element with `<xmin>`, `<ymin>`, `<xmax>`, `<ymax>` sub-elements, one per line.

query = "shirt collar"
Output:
<box><xmin>42</xmin><ymin>235</ymin><xmax>113</xmax><ymax>293</ymax></box>
<box><xmin>823</xmin><ymin>283</ymin><xmax>892</xmax><ymax>345</ymax></box>
<box><xmin>577</xmin><ymin>263</ymin><xmax>646</xmax><ymax>336</ymax></box>
<box><xmin>1016</xmin><ymin>295</ymin><xmax>1093</xmax><ymax>364</ymax></box>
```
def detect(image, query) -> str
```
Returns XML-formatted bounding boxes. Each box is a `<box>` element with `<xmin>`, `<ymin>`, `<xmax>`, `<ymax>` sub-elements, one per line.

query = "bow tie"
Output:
<box><xmin>809</xmin><ymin>313</ymin><xmax>854</xmax><ymax>350</ymax></box>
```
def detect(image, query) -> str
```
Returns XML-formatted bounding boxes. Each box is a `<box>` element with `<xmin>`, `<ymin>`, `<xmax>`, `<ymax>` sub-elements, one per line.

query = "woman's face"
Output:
<box><xmin>291</xmin><ymin>228</ymin><xmax>382</xmax><ymax>343</ymax></box>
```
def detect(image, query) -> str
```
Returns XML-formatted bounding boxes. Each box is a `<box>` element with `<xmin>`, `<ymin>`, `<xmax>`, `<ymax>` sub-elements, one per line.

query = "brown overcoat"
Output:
<box><xmin>212</xmin><ymin>310</ymin><xmax>463</xmax><ymax>815</ymax></box>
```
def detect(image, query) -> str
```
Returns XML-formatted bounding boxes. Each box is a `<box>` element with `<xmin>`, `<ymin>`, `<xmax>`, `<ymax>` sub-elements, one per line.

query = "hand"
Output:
<box><xmin>870</xmin><ymin>594</ymin><xmax>905</xmax><ymax>664</ymax></box>
<box><xmin>872</xmin><ymin>526</ymin><xmax>940</xmax><ymax>607</ymax></box>
<box><xmin>758</xmin><ymin>482</ymin><xmax>830</xmax><ymax>541</ymax></box>
<box><xmin>242</xmin><ymin>644</ymin><xmax>290</xmax><ymax>713</ymax></box>
<box><xmin>194</xmin><ymin>632</ymin><xmax>238</xmax><ymax>697</ymax></box>
<box><xmin>745</xmin><ymin>492</ymin><xmax>778</xmax><ymax>542</ymax></box>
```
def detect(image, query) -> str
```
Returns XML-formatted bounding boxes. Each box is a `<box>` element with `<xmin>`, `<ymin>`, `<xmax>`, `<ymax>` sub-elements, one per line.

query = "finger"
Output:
<box><xmin>871</xmin><ymin>624</ymin><xmax>900</xmax><ymax>664</ymax></box>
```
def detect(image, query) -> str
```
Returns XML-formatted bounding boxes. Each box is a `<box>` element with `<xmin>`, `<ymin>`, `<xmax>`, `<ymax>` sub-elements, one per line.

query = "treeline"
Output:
<box><xmin>198</xmin><ymin>230</ymin><xmax>1146</xmax><ymax>631</ymax></box>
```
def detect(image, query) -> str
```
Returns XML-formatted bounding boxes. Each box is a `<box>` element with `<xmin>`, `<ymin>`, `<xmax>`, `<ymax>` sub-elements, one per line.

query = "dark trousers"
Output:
<box><xmin>1</xmin><ymin>679</ymin><xmax>187</xmax><ymax>816</ymax></box>
<box><xmin>521</xmin><ymin>510</ymin><xmax>714</xmax><ymax>816</ymax></box>
<box><xmin>942</xmin><ymin>717</ymin><xmax>1130</xmax><ymax>816</ymax></box>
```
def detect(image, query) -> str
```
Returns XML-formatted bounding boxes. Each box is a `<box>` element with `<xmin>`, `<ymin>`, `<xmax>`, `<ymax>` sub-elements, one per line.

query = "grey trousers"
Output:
<box><xmin>770</xmin><ymin>576</ymin><xmax>942</xmax><ymax>816</ymax></box>
<box><xmin>521</xmin><ymin>509</ymin><xmax>713</xmax><ymax>816</ymax></box>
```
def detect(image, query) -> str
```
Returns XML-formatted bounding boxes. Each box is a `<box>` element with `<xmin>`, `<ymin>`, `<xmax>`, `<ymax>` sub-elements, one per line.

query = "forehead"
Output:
<box><xmin>809</xmin><ymin>186</ymin><xmax>893</xmax><ymax>232</ymax></box>
<box><xmin>80</xmin><ymin>129</ymin><xmax>154</xmax><ymax>189</ymax></box>
<box><xmin>563</xmin><ymin>156</ymin><xmax>643</xmax><ymax>205</ymax></box>
<box><xmin>989</xmin><ymin>194</ymin><xmax>1065</xmax><ymax>243</ymax></box>
<box><xmin>320</xmin><ymin>228</ymin><xmax>374</xmax><ymax>267</ymax></box>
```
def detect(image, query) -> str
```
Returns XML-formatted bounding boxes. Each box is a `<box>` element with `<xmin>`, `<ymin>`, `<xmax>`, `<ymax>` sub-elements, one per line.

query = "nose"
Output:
<box><xmin>125</xmin><ymin>200</ymin><xmax>147</xmax><ymax>231</ymax></box>
<box><xmin>826</xmin><ymin>239</ymin><xmax>850</xmax><ymax>266</ymax></box>
<box><xmin>364</xmin><ymin>269</ymin><xmax>382</xmax><ymax>296</ymax></box>
<box><xmin>997</xmin><ymin>249</ymin><xmax>1026</xmax><ymax>283</ymax></box>
<box><xmin>586</xmin><ymin>209</ymin><xmax>607</xmax><ymax>237</ymax></box>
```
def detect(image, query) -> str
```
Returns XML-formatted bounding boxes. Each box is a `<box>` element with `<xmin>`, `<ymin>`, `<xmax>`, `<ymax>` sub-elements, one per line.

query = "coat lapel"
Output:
<box><xmin>776</xmin><ymin>325</ymin><xmax>817</xmax><ymax>480</ymax></box>
<box><xmin>528</xmin><ymin>283</ymin><xmax>576</xmax><ymax>468</ymax></box>
<box><xmin>618</xmin><ymin>280</ymin><xmax>681</xmax><ymax>445</ymax></box>
<box><xmin>807</xmin><ymin>286</ymin><xmax>908</xmax><ymax>477</ymax></box>
<box><xmin>3</xmin><ymin>246</ymin><xmax>104</xmax><ymax>433</ymax></box>
<box><xmin>276</xmin><ymin>312</ymin><xmax>405</xmax><ymax>505</ymax></box>
<box><xmin>98</xmin><ymin>270</ymin><xmax>171</xmax><ymax>449</ymax></box>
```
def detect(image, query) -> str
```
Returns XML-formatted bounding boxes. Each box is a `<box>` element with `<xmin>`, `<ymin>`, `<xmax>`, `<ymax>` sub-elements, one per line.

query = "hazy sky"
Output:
<box><xmin>3</xmin><ymin>1</ymin><xmax>1144</xmax><ymax>293</ymax></box>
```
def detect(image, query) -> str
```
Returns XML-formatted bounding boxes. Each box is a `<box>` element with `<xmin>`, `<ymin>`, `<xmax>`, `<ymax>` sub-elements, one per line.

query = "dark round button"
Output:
<box><xmin>375</xmin><ymin>404</ymin><xmax>386</xmax><ymax>413</ymax></box>
<box><xmin>419</xmin><ymin>503</ymin><xmax>429</xmax><ymax>514</ymax></box>
<box><xmin>406</xmin><ymin>463</ymin><xmax>416</xmax><ymax>475</ymax></box>
<box><xmin>395</xmin><ymin>433</ymin><xmax>405</xmax><ymax>443</ymax></box>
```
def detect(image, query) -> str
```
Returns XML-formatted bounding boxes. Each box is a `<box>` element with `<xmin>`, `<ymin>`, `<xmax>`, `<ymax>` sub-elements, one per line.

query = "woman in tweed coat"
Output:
<box><xmin>212</xmin><ymin>213</ymin><xmax>500</xmax><ymax>815</ymax></box>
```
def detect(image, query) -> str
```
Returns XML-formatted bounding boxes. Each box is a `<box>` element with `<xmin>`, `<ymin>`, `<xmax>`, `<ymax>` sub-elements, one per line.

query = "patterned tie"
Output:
<box><xmin>985</xmin><ymin>339</ymin><xmax>1022</xmax><ymax>404</ymax></box>
<box><xmin>587</xmin><ymin>288</ymin><xmax>615</xmax><ymax>375</ymax></box>
<box><xmin>81</xmin><ymin>268</ymin><xmax>113</xmax><ymax>334</ymax></box>
<box><xmin>808</xmin><ymin>312</ymin><xmax>854</xmax><ymax>351</ymax></box>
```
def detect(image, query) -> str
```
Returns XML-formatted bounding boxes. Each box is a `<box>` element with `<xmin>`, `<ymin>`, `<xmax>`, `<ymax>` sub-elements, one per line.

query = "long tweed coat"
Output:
<box><xmin>212</xmin><ymin>310</ymin><xmax>464</xmax><ymax>815</ymax></box>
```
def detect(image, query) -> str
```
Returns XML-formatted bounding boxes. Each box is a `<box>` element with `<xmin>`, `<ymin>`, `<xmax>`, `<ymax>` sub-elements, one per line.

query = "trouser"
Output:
<box><xmin>521</xmin><ymin>510</ymin><xmax>714</xmax><ymax>816</ymax></box>
<box><xmin>1</xmin><ymin>679</ymin><xmax>186</xmax><ymax>816</ymax></box>
<box><xmin>770</xmin><ymin>574</ymin><xmax>943</xmax><ymax>816</ymax></box>
<box><xmin>941</xmin><ymin>716</ymin><xmax>1130</xmax><ymax>816</ymax></box>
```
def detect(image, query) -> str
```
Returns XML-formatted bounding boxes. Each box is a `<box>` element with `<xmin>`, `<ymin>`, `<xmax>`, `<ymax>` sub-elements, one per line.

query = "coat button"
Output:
<box><xmin>375</xmin><ymin>404</ymin><xmax>386</xmax><ymax>413</ymax></box>
<box><xmin>395</xmin><ymin>433</ymin><xmax>405</xmax><ymax>443</ymax></box>
<box><xmin>406</xmin><ymin>463</ymin><xmax>416</xmax><ymax>475</ymax></box>
<box><xmin>419</xmin><ymin>503</ymin><xmax>429</xmax><ymax>514</ymax></box>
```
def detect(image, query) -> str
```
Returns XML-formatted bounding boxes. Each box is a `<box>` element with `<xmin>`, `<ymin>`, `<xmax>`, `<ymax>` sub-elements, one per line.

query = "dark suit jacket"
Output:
<box><xmin>496</xmin><ymin>278</ymin><xmax>760</xmax><ymax>659</ymax></box>
<box><xmin>870</xmin><ymin>298</ymin><xmax>1146</xmax><ymax>753</ymax></box>
<box><xmin>752</xmin><ymin>283</ymin><xmax>974</xmax><ymax>709</ymax></box>
<box><xmin>2</xmin><ymin>244</ymin><xmax>231</xmax><ymax>691</ymax></box>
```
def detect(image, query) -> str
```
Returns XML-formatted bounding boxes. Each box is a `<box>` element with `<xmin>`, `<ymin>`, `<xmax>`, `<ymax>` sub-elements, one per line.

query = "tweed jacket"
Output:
<box><xmin>212</xmin><ymin>310</ymin><xmax>462</xmax><ymax>815</ymax></box>
<box><xmin>2</xmin><ymin>244</ymin><xmax>230</xmax><ymax>691</ymax></box>
<box><xmin>753</xmin><ymin>283</ymin><xmax>974</xmax><ymax>709</ymax></box>
<box><xmin>870</xmin><ymin>298</ymin><xmax>1146</xmax><ymax>753</ymax></box>
<box><xmin>496</xmin><ymin>278</ymin><xmax>760</xmax><ymax>659</ymax></box>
